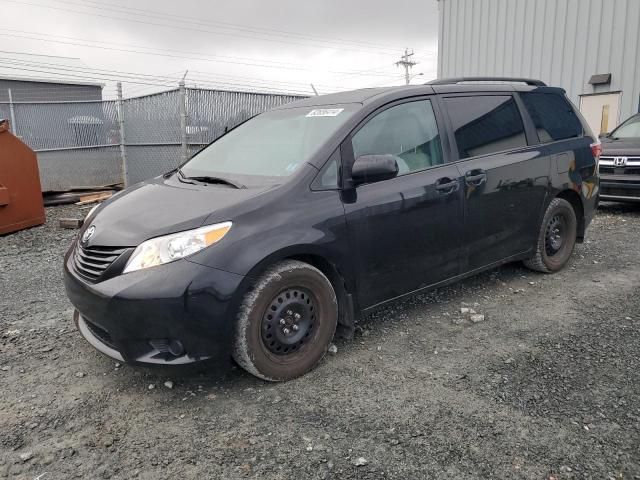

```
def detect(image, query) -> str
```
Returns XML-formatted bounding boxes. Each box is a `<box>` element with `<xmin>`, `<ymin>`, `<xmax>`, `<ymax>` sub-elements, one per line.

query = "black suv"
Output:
<box><xmin>64</xmin><ymin>77</ymin><xmax>600</xmax><ymax>381</ymax></box>
<box><xmin>599</xmin><ymin>113</ymin><xmax>640</xmax><ymax>202</ymax></box>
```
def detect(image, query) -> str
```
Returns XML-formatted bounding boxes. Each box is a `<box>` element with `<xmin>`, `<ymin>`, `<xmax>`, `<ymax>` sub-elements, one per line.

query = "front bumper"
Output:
<box><xmin>599</xmin><ymin>174</ymin><xmax>640</xmax><ymax>202</ymax></box>
<box><xmin>64</xmin><ymin>250</ymin><xmax>247</xmax><ymax>364</ymax></box>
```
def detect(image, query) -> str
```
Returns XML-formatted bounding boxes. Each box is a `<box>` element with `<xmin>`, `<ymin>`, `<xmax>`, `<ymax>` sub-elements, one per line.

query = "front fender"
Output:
<box><xmin>185</xmin><ymin>188</ymin><xmax>354</xmax><ymax>291</ymax></box>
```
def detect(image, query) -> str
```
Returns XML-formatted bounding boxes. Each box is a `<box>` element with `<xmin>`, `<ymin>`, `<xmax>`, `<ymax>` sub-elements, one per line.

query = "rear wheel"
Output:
<box><xmin>524</xmin><ymin>197</ymin><xmax>578</xmax><ymax>273</ymax></box>
<box><xmin>233</xmin><ymin>260</ymin><xmax>338</xmax><ymax>381</ymax></box>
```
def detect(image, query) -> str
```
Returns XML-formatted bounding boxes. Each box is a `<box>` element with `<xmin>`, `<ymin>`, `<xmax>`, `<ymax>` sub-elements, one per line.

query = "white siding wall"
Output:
<box><xmin>438</xmin><ymin>0</ymin><xmax>640</xmax><ymax>122</ymax></box>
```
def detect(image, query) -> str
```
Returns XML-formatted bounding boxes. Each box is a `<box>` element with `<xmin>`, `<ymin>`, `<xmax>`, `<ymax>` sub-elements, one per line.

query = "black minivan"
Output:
<box><xmin>64</xmin><ymin>77</ymin><xmax>600</xmax><ymax>381</ymax></box>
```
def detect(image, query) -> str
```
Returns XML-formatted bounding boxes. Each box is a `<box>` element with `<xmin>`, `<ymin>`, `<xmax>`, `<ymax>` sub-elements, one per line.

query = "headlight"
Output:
<box><xmin>123</xmin><ymin>221</ymin><xmax>232</xmax><ymax>273</ymax></box>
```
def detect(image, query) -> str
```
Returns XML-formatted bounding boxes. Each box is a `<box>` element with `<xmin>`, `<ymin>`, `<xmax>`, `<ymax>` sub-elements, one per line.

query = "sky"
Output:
<box><xmin>0</xmin><ymin>0</ymin><xmax>439</xmax><ymax>99</ymax></box>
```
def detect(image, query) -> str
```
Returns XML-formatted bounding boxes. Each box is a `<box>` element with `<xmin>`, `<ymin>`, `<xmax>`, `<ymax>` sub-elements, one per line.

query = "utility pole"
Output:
<box><xmin>116</xmin><ymin>82</ymin><xmax>129</xmax><ymax>187</ymax></box>
<box><xmin>7</xmin><ymin>89</ymin><xmax>17</xmax><ymax>135</ymax></box>
<box><xmin>179</xmin><ymin>71</ymin><xmax>188</xmax><ymax>165</ymax></box>
<box><xmin>395</xmin><ymin>48</ymin><xmax>417</xmax><ymax>85</ymax></box>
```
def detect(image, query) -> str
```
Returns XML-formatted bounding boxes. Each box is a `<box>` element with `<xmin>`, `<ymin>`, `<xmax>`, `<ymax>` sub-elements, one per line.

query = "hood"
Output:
<box><xmin>84</xmin><ymin>174</ymin><xmax>272</xmax><ymax>247</ymax></box>
<box><xmin>601</xmin><ymin>137</ymin><xmax>640</xmax><ymax>157</ymax></box>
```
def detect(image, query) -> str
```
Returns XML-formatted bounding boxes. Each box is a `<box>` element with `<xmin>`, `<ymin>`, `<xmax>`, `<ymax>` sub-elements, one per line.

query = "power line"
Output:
<box><xmin>0</xmin><ymin>30</ymin><xmax>405</xmax><ymax>78</ymax></box>
<box><xmin>177</xmin><ymin>71</ymin><xmax>342</xmax><ymax>91</ymax></box>
<box><xmin>0</xmin><ymin>0</ymin><xmax>428</xmax><ymax>57</ymax></box>
<box><xmin>0</xmin><ymin>63</ymin><xmax>318</xmax><ymax>97</ymax></box>
<box><xmin>0</xmin><ymin>50</ymin><xmax>413</xmax><ymax>99</ymax></box>
<box><xmin>0</xmin><ymin>56</ymin><xmax>368</xmax><ymax>97</ymax></box>
<box><xmin>72</xmin><ymin>0</ymin><xmax>427</xmax><ymax>55</ymax></box>
<box><xmin>0</xmin><ymin>56</ymin><xmax>343</xmax><ymax>92</ymax></box>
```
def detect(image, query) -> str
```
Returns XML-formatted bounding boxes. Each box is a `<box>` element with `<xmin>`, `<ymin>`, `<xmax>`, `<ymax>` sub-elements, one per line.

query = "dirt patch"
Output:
<box><xmin>1</xmin><ymin>203</ymin><xmax>640</xmax><ymax>479</ymax></box>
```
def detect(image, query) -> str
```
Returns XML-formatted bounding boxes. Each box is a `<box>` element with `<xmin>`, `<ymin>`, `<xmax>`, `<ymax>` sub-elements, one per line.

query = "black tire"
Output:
<box><xmin>524</xmin><ymin>197</ymin><xmax>578</xmax><ymax>273</ymax></box>
<box><xmin>232</xmin><ymin>260</ymin><xmax>338</xmax><ymax>381</ymax></box>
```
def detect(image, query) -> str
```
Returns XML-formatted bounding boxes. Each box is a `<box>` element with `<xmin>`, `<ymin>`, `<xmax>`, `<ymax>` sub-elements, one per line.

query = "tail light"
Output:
<box><xmin>591</xmin><ymin>141</ymin><xmax>602</xmax><ymax>159</ymax></box>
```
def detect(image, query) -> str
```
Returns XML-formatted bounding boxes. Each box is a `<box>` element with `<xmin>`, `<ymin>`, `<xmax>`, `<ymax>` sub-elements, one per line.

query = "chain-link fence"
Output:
<box><xmin>0</xmin><ymin>86</ymin><xmax>305</xmax><ymax>191</ymax></box>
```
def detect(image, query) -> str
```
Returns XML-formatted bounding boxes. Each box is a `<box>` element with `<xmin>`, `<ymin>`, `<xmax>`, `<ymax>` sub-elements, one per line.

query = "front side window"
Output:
<box><xmin>312</xmin><ymin>149</ymin><xmax>340</xmax><ymax>189</ymax></box>
<box><xmin>610</xmin><ymin>114</ymin><xmax>640</xmax><ymax>139</ymax></box>
<box><xmin>521</xmin><ymin>92</ymin><xmax>583</xmax><ymax>142</ymax></box>
<box><xmin>182</xmin><ymin>105</ymin><xmax>358</xmax><ymax>184</ymax></box>
<box><xmin>444</xmin><ymin>95</ymin><xmax>527</xmax><ymax>159</ymax></box>
<box><xmin>351</xmin><ymin>100</ymin><xmax>444</xmax><ymax>175</ymax></box>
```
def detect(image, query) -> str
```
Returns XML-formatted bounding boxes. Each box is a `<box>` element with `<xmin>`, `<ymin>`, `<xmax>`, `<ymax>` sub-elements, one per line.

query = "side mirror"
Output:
<box><xmin>351</xmin><ymin>154</ymin><xmax>399</xmax><ymax>186</ymax></box>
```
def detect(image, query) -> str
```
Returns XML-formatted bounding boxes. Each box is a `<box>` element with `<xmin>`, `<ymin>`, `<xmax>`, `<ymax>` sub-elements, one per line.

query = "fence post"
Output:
<box><xmin>7</xmin><ymin>89</ymin><xmax>17</xmax><ymax>135</ymax></box>
<box><xmin>116</xmin><ymin>82</ymin><xmax>129</xmax><ymax>187</ymax></box>
<box><xmin>179</xmin><ymin>80</ymin><xmax>188</xmax><ymax>164</ymax></box>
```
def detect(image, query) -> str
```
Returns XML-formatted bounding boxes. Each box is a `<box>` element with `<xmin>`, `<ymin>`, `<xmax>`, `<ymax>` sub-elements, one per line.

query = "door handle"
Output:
<box><xmin>465</xmin><ymin>170</ymin><xmax>487</xmax><ymax>186</ymax></box>
<box><xmin>435</xmin><ymin>178</ymin><xmax>459</xmax><ymax>195</ymax></box>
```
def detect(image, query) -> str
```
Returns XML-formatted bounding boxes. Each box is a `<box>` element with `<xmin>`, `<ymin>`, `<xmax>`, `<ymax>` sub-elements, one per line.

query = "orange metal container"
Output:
<box><xmin>0</xmin><ymin>119</ymin><xmax>46</xmax><ymax>234</ymax></box>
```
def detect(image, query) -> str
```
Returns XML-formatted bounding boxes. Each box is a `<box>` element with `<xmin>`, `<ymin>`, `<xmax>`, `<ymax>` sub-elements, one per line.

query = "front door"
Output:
<box><xmin>440</xmin><ymin>94</ymin><xmax>550</xmax><ymax>272</ymax></box>
<box><xmin>343</xmin><ymin>98</ymin><xmax>464</xmax><ymax>308</ymax></box>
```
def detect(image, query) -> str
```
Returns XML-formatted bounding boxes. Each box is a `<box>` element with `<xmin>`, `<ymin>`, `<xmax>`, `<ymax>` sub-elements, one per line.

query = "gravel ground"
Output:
<box><xmin>1</xmin><ymin>203</ymin><xmax>639</xmax><ymax>479</ymax></box>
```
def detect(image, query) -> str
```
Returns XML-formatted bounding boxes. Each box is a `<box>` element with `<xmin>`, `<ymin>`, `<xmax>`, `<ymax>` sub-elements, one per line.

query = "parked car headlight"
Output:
<box><xmin>123</xmin><ymin>221</ymin><xmax>232</xmax><ymax>273</ymax></box>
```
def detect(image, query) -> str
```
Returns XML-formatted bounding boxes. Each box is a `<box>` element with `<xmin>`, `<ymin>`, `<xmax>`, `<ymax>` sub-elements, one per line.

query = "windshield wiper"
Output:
<box><xmin>175</xmin><ymin>167</ymin><xmax>197</xmax><ymax>185</ymax></box>
<box><xmin>185</xmin><ymin>175</ymin><xmax>246</xmax><ymax>189</ymax></box>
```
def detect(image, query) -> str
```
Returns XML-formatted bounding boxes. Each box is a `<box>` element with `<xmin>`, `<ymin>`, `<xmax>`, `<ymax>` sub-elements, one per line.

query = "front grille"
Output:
<box><xmin>599</xmin><ymin>156</ymin><xmax>640</xmax><ymax>176</ymax></box>
<box><xmin>600</xmin><ymin>186</ymin><xmax>640</xmax><ymax>198</ymax></box>
<box><xmin>73</xmin><ymin>244</ymin><xmax>127</xmax><ymax>282</ymax></box>
<box><xmin>599</xmin><ymin>165</ymin><xmax>640</xmax><ymax>175</ymax></box>
<box><xmin>84</xmin><ymin>319</ymin><xmax>117</xmax><ymax>350</ymax></box>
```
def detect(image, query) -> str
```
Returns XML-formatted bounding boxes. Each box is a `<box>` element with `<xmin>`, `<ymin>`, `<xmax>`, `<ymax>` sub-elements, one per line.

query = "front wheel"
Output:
<box><xmin>233</xmin><ymin>260</ymin><xmax>338</xmax><ymax>381</ymax></box>
<box><xmin>524</xmin><ymin>197</ymin><xmax>578</xmax><ymax>273</ymax></box>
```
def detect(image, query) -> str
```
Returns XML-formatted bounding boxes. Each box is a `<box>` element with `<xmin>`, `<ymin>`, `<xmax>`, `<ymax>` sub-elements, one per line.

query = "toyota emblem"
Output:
<box><xmin>82</xmin><ymin>225</ymin><xmax>96</xmax><ymax>243</ymax></box>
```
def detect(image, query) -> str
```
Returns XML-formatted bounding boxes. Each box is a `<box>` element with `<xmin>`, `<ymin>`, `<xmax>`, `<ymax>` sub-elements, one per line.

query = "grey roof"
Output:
<box><xmin>0</xmin><ymin>75</ymin><xmax>104</xmax><ymax>88</ymax></box>
<box><xmin>275</xmin><ymin>85</ymin><xmax>433</xmax><ymax>108</ymax></box>
<box><xmin>0</xmin><ymin>52</ymin><xmax>104</xmax><ymax>87</ymax></box>
<box><xmin>273</xmin><ymin>81</ymin><xmax>559</xmax><ymax>110</ymax></box>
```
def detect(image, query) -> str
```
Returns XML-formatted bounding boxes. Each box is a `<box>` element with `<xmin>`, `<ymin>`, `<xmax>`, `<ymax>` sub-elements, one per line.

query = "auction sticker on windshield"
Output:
<box><xmin>306</xmin><ymin>108</ymin><xmax>344</xmax><ymax>117</ymax></box>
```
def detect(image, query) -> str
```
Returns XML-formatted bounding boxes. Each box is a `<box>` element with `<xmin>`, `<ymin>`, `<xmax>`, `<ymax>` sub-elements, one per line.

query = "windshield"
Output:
<box><xmin>181</xmin><ymin>104</ymin><xmax>358</xmax><ymax>183</ymax></box>
<box><xmin>611</xmin><ymin>115</ymin><xmax>640</xmax><ymax>139</ymax></box>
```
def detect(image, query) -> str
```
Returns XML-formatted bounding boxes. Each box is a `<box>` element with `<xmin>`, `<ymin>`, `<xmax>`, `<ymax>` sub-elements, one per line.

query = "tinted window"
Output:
<box><xmin>521</xmin><ymin>92</ymin><xmax>583</xmax><ymax>142</ymax></box>
<box><xmin>352</xmin><ymin>100</ymin><xmax>443</xmax><ymax>175</ymax></box>
<box><xmin>444</xmin><ymin>95</ymin><xmax>527</xmax><ymax>159</ymax></box>
<box><xmin>313</xmin><ymin>149</ymin><xmax>340</xmax><ymax>189</ymax></box>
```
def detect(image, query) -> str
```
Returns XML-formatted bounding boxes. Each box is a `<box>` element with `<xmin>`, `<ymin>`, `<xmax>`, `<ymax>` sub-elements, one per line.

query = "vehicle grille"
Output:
<box><xmin>600</xmin><ymin>166</ymin><xmax>640</xmax><ymax>175</ymax></box>
<box><xmin>600</xmin><ymin>186</ymin><xmax>640</xmax><ymax>198</ymax></box>
<box><xmin>84</xmin><ymin>319</ymin><xmax>117</xmax><ymax>350</ymax></box>
<box><xmin>73</xmin><ymin>244</ymin><xmax>127</xmax><ymax>282</ymax></box>
<box><xmin>599</xmin><ymin>156</ymin><xmax>640</xmax><ymax>175</ymax></box>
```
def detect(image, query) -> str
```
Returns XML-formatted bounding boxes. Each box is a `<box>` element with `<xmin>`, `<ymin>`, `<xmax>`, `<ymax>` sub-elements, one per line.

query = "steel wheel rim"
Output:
<box><xmin>545</xmin><ymin>213</ymin><xmax>566</xmax><ymax>256</ymax></box>
<box><xmin>261</xmin><ymin>287</ymin><xmax>316</xmax><ymax>355</ymax></box>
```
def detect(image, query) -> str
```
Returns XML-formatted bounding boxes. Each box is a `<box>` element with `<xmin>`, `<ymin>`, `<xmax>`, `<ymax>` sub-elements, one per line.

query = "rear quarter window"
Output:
<box><xmin>443</xmin><ymin>95</ymin><xmax>528</xmax><ymax>159</ymax></box>
<box><xmin>520</xmin><ymin>92</ymin><xmax>583</xmax><ymax>143</ymax></box>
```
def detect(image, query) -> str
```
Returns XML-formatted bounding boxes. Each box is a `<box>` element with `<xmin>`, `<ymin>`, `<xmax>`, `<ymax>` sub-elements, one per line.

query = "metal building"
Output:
<box><xmin>437</xmin><ymin>0</ymin><xmax>640</xmax><ymax>135</ymax></box>
<box><xmin>0</xmin><ymin>77</ymin><xmax>103</xmax><ymax>103</ymax></box>
<box><xmin>0</xmin><ymin>53</ymin><xmax>104</xmax><ymax>102</ymax></box>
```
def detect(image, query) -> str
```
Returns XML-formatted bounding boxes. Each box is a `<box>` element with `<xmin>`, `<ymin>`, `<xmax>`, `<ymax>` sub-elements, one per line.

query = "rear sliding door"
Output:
<box><xmin>440</xmin><ymin>94</ymin><xmax>551</xmax><ymax>272</ymax></box>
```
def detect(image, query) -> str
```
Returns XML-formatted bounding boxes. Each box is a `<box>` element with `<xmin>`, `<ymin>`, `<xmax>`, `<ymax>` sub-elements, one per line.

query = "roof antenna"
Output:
<box><xmin>181</xmin><ymin>70</ymin><xmax>189</xmax><ymax>82</ymax></box>
<box><xmin>310</xmin><ymin>83</ymin><xmax>319</xmax><ymax>96</ymax></box>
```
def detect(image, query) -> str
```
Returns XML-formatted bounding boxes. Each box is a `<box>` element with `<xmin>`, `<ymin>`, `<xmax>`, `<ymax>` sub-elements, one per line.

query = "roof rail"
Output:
<box><xmin>427</xmin><ymin>77</ymin><xmax>547</xmax><ymax>87</ymax></box>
